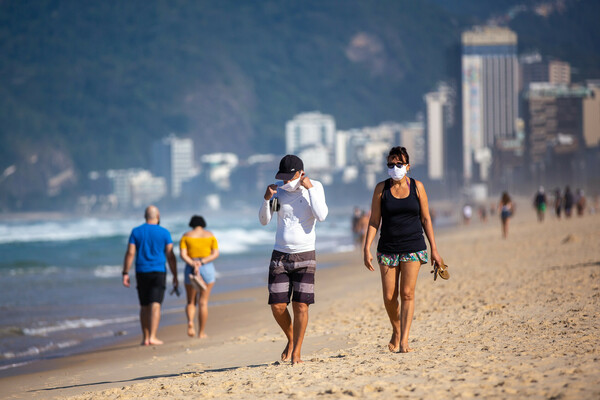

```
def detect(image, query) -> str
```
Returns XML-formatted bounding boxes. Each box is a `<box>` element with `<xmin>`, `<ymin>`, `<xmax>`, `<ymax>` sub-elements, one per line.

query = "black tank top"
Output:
<box><xmin>377</xmin><ymin>178</ymin><xmax>427</xmax><ymax>254</ymax></box>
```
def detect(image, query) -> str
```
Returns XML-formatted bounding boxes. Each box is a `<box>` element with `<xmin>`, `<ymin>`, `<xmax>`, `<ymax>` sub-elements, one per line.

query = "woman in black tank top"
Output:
<box><xmin>362</xmin><ymin>146</ymin><xmax>442</xmax><ymax>353</ymax></box>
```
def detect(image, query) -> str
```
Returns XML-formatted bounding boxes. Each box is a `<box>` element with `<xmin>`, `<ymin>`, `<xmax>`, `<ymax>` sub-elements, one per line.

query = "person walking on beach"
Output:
<box><xmin>554</xmin><ymin>188</ymin><xmax>562</xmax><ymax>219</ymax></box>
<box><xmin>498</xmin><ymin>192</ymin><xmax>513</xmax><ymax>239</ymax></box>
<box><xmin>564</xmin><ymin>186</ymin><xmax>574</xmax><ymax>218</ymax></box>
<box><xmin>363</xmin><ymin>146</ymin><xmax>442</xmax><ymax>353</ymax></box>
<box><xmin>575</xmin><ymin>189</ymin><xmax>586</xmax><ymax>216</ymax></box>
<box><xmin>534</xmin><ymin>186</ymin><xmax>547</xmax><ymax>222</ymax></box>
<box><xmin>179</xmin><ymin>215</ymin><xmax>219</xmax><ymax>338</ymax></box>
<box><xmin>122</xmin><ymin>205</ymin><xmax>178</xmax><ymax>346</ymax></box>
<box><xmin>259</xmin><ymin>154</ymin><xmax>328</xmax><ymax>365</ymax></box>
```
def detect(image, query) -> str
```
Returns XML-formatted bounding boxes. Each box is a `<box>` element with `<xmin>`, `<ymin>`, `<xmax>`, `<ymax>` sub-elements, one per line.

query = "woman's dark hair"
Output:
<box><xmin>388</xmin><ymin>146</ymin><xmax>410</xmax><ymax>164</ymax></box>
<box><xmin>501</xmin><ymin>192</ymin><xmax>511</xmax><ymax>204</ymax></box>
<box><xmin>189</xmin><ymin>215</ymin><xmax>206</xmax><ymax>228</ymax></box>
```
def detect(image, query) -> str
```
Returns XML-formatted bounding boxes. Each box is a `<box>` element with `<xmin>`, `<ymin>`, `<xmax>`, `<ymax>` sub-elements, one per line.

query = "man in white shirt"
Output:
<box><xmin>259</xmin><ymin>154</ymin><xmax>328</xmax><ymax>365</ymax></box>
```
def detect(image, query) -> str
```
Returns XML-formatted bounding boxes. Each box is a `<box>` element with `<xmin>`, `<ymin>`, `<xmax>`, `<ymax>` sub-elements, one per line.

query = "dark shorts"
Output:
<box><xmin>268</xmin><ymin>250</ymin><xmax>316</xmax><ymax>305</ymax></box>
<box><xmin>136</xmin><ymin>272</ymin><xmax>166</xmax><ymax>306</ymax></box>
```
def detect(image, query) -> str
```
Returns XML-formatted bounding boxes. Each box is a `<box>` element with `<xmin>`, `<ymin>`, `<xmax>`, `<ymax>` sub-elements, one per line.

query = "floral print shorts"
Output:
<box><xmin>377</xmin><ymin>250</ymin><xmax>428</xmax><ymax>267</ymax></box>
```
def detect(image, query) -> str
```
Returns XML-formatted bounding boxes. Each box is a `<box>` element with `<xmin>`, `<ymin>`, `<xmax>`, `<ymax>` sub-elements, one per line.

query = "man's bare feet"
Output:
<box><xmin>148</xmin><ymin>338</ymin><xmax>164</xmax><ymax>345</ymax></box>
<box><xmin>281</xmin><ymin>342</ymin><xmax>293</xmax><ymax>362</ymax></box>
<box><xmin>388</xmin><ymin>332</ymin><xmax>400</xmax><ymax>352</ymax></box>
<box><xmin>187</xmin><ymin>324</ymin><xmax>195</xmax><ymax>337</ymax></box>
<box><xmin>399</xmin><ymin>344</ymin><xmax>414</xmax><ymax>353</ymax></box>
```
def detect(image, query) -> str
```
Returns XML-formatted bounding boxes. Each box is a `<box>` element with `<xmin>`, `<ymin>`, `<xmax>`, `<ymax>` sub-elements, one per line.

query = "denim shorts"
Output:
<box><xmin>377</xmin><ymin>250</ymin><xmax>428</xmax><ymax>267</ymax></box>
<box><xmin>184</xmin><ymin>261</ymin><xmax>216</xmax><ymax>285</ymax></box>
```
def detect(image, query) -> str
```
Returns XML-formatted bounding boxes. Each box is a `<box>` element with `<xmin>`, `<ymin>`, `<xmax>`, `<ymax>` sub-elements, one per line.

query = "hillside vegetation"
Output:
<box><xmin>0</xmin><ymin>0</ymin><xmax>598</xmax><ymax>210</ymax></box>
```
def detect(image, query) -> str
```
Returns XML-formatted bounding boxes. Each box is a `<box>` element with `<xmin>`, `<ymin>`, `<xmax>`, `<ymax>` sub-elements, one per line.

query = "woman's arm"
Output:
<box><xmin>416</xmin><ymin>180</ymin><xmax>442</xmax><ymax>267</ymax></box>
<box><xmin>198</xmin><ymin>235</ymin><xmax>220</xmax><ymax>265</ymax></box>
<box><xmin>363</xmin><ymin>181</ymin><xmax>384</xmax><ymax>271</ymax></box>
<box><xmin>180</xmin><ymin>245</ymin><xmax>197</xmax><ymax>267</ymax></box>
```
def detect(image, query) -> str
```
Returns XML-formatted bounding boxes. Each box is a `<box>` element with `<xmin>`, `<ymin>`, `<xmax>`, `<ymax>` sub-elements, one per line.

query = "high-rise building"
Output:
<box><xmin>462</xmin><ymin>26</ymin><xmax>519</xmax><ymax>183</ymax></box>
<box><xmin>425</xmin><ymin>83</ymin><xmax>454</xmax><ymax>180</ymax></box>
<box><xmin>583</xmin><ymin>81</ymin><xmax>600</xmax><ymax>148</ymax></box>
<box><xmin>521</xmin><ymin>53</ymin><xmax>571</xmax><ymax>90</ymax></box>
<box><xmin>523</xmin><ymin>83</ymin><xmax>591</xmax><ymax>185</ymax></box>
<box><xmin>548</xmin><ymin>60</ymin><xmax>571</xmax><ymax>85</ymax></box>
<box><xmin>152</xmin><ymin>135</ymin><xmax>196</xmax><ymax>198</ymax></box>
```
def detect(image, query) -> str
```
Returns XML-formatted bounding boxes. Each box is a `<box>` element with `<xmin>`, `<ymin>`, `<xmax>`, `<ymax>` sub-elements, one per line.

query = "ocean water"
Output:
<box><xmin>0</xmin><ymin>208</ymin><xmax>355</xmax><ymax>374</ymax></box>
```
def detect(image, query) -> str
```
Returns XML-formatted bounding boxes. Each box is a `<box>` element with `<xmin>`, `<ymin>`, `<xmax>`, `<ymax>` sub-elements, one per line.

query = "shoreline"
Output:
<box><xmin>1</xmin><ymin>209</ymin><xmax>599</xmax><ymax>399</ymax></box>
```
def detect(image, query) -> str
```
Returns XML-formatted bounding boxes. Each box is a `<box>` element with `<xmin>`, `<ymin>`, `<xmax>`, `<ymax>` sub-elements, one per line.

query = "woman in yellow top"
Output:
<box><xmin>180</xmin><ymin>215</ymin><xmax>219</xmax><ymax>338</ymax></box>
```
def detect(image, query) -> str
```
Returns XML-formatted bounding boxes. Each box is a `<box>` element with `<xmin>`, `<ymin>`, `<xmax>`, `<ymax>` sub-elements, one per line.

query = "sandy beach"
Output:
<box><xmin>1</xmin><ymin>207</ymin><xmax>599</xmax><ymax>399</ymax></box>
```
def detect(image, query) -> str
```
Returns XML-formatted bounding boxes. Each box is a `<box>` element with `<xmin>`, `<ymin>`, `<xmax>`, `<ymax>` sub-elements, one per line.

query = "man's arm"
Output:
<box><xmin>259</xmin><ymin>184</ymin><xmax>278</xmax><ymax>225</ymax></box>
<box><xmin>122</xmin><ymin>243</ymin><xmax>136</xmax><ymax>288</ymax></box>
<box><xmin>165</xmin><ymin>243</ymin><xmax>178</xmax><ymax>287</ymax></box>
<box><xmin>305</xmin><ymin>180</ymin><xmax>328</xmax><ymax>221</ymax></box>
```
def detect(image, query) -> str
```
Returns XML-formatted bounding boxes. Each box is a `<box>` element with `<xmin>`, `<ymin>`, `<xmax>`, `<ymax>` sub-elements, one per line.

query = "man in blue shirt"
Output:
<box><xmin>122</xmin><ymin>205</ymin><xmax>178</xmax><ymax>346</ymax></box>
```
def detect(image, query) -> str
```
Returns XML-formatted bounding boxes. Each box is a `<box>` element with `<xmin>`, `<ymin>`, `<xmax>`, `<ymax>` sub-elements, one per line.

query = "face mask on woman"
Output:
<box><xmin>280</xmin><ymin>176</ymin><xmax>301</xmax><ymax>191</ymax></box>
<box><xmin>387</xmin><ymin>165</ymin><xmax>407</xmax><ymax>181</ymax></box>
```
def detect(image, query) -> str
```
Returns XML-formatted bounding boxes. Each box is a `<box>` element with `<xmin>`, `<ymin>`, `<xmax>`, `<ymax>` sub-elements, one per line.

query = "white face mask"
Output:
<box><xmin>280</xmin><ymin>176</ymin><xmax>301</xmax><ymax>191</ymax></box>
<box><xmin>387</xmin><ymin>165</ymin><xmax>407</xmax><ymax>181</ymax></box>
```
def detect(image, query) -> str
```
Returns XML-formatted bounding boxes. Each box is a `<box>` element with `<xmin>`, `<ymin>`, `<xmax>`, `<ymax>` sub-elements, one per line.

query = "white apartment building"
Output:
<box><xmin>462</xmin><ymin>26</ymin><xmax>519</xmax><ymax>183</ymax></box>
<box><xmin>199</xmin><ymin>152</ymin><xmax>239</xmax><ymax>191</ymax></box>
<box><xmin>286</xmin><ymin>111</ymin><xmax>336</xmax><ymax>154</ymax></box>
<box><xmin>425</xmin><ymin>84</ymin><xmax>452</xmax><ymax>180</ymax></box>
<box><xmin>152</xmin><ymin>135</ymin><xmax>196</xmax><ymax>198</ymax></box>
<box><xmin>335</xmin><ymin>122</ymin><xmax>424</xmax><ymax>188</ymax></box>
<box><xmin>106</xmin><ymin>169</ymin><xmax>166</xmax><ymax>208</ymax></box>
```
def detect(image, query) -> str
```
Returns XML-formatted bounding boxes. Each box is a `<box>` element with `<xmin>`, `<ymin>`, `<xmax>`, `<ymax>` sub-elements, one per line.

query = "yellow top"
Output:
<box><xmin>179</xmin><ymin>236</ymin><xmax>218</xmax><ymax>258</ymax></box>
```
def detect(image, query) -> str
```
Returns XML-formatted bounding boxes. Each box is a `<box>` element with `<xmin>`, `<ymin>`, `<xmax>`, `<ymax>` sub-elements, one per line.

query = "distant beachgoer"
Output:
<box><xmin>498</xmin><ymin>192</ymin><xmax>513</xmax><ymax>239</ymax></box>
<box><xmin>554</xmin><ymin>188</ymin><xmax>562</xmax><ymax>219</ymax></box>
<box><xmin>179</xmin><ymin>215</ymin><xmax>219</xmax><ymax>338</ymax></box>
<box><xmin>357</xmin><ymin>210</ymin><xmax>370</xmax><ymax>247</ymax></box>
<box><xmin>462</xmin><ymin>204</ymin><xmax>472</xmax><ymax>225</ymax></box>
<box><xmin>564</xmin><ymin>186</ymin><xmax>574</xmax><ymax>218</ymax></box>
<box><xmin>259</xmin><ymin>154</ymin><xmax>328</xmax><ymax>365</ymax></box>
<box><xmin>533</xmin><ymin>186</ymin><xmax>547</xmax><ymax>222</ymax></box>
<box><xmin>122</xmin><ymin>205</ymin><xmax>178</xmax><ymax>346</ymax></box>
<box><xmin>478</xmin><ymin>205</ymin><xmax>487</xmax><ymax>222</ymax></box>
<box><xmin>575</xmin><ymin>189</ymin><xmax>586</xmax><ymax>216</ymax></box>
<box><xmin>363</xmin><ymin>146</ymin><xmax>442</xmax><ymax>353</ymax></box>
<box><xmin>352</xmin><ymin>207</ymin><xmax>362</xmax><ymax>248</ymax></box>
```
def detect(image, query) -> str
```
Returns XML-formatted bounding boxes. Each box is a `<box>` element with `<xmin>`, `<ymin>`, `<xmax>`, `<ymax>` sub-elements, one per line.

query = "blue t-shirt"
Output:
<box><xmin>128</xmin><ymin>223</ymin><xmax>173</xmax><ymax>273</ymax></box>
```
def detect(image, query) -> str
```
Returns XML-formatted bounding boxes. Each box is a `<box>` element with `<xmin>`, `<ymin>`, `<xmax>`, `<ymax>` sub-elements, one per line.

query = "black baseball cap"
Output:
<box><xmin>275</xmin><ymin>154</ymin><xmax>304</xmax><ymax>180</ymax></box>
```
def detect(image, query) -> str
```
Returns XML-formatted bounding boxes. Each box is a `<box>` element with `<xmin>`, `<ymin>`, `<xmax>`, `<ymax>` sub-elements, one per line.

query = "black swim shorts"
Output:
<box><xmin>136</xmin><ymin>272</ymin><xmax>166</xmax><ymax>306</ymax></box>
<box><xmin>268</xmin><ymin>250</ymin><xmax>316</xmax><ymax>305</ymax></box>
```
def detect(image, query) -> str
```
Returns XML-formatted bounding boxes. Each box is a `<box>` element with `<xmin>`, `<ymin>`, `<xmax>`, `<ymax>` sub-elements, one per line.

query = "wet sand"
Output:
<box><xmin>1</xmin><ymin>209</ymin><xmax>599</xmax><ymax>399</ymax></box>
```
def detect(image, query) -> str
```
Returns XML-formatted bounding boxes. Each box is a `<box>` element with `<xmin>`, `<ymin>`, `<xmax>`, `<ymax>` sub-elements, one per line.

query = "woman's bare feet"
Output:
<box><xmin>291</xmin><ymin>359</ymin><xmax>304</xmax><ymax>365</ymax></box>
<box><xmin>388</xmin><ymin>332</ymin><xmax>400</xmax><ymax>352</ymax></box>
<box><xmin>187</xmin><ymin>324</ymin><xmax>195</xmax><ymax>337</ymax></box>
<box><xmin>148</xmin><ymin>338</ymin><xmax>164</xmax><ymax>345</ymax></box>
<box><xmin>198</xmin><ymin>333</ymin><xmax>208</xmax><ymax>339</ymax></box>
<box><xmin>281</xmin><ymin>342</ymin><xmax>293</xmax><ymax>362</ymax></box>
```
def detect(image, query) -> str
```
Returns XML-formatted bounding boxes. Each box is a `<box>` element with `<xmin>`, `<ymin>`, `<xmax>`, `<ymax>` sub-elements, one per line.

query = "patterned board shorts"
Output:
<box><xmin>377</xmin><ymin>250</ymin><xmax>428</xmax><ymax>267</ymax></box>
<box><xmin>268</xmin><ymin>250</ymin><xmax>316</xmax><ymax>305</ymax></box>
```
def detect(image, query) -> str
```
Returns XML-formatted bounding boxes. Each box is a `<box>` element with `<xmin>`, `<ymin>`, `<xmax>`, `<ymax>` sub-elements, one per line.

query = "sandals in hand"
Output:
<box><xmin>431</xmin><ymin>258</ymin><xmax>450</xmax><ymax>281</ymax></box>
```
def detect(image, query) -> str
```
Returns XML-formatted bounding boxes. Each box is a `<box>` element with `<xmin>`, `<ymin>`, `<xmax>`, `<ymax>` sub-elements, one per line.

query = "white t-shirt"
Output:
<box><xmin>258</xmin><ymin>180</ymin><xmax>328</xmax><ymax>253</ymax></box>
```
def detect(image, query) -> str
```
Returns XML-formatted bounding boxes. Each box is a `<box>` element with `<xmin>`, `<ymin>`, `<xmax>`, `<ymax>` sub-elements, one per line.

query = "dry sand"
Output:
<box><xmin>1</xmin><ymin>209</ymin><xmax>599</xmax><ymax>399</ymax></box>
